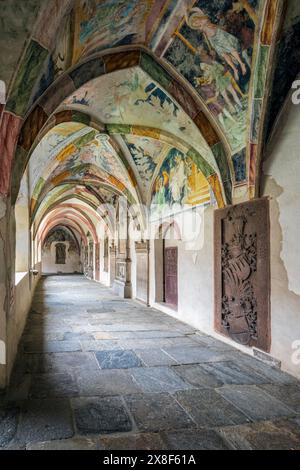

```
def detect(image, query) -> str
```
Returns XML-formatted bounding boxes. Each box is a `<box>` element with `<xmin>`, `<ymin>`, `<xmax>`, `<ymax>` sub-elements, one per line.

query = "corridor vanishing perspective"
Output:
<box><xmin>1</xmin><ymin>275</ymin><xmax>300</xmax><ymax>450</ymax></box>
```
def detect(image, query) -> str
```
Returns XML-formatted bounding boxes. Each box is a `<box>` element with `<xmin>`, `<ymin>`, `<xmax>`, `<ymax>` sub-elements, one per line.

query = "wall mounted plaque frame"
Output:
<box><xmin>214</xmin><ymin>197</ymin><xmax>270</xmax><ymax>352</ymax></box>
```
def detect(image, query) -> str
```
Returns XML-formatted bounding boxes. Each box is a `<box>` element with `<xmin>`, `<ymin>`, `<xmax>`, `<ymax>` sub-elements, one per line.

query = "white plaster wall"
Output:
<box><xmin>149</xmin><ymin>206</ymin><xmax>214</xmax><ymax>333</ymax></box>
<box><xmin>14</xmin><ymin>264</ymin><xmax>41</xmax><ymax>349</ymax></box>
<box><xmin>262</xmin><ymin>100</ymin><xmax>300</xmax><ymax>378</ymax></box>
<box><xmin>42</xmin><ymin>242</ymin><xmax>82</xmax><ymax>274</ymax></box>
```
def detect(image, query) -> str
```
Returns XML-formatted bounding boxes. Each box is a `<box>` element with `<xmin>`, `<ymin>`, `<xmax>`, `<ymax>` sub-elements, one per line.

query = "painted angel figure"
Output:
<box><xmin>186</xmin><ymin>7</ymin><xmax>247</xmax><ymax>82</ymax></box>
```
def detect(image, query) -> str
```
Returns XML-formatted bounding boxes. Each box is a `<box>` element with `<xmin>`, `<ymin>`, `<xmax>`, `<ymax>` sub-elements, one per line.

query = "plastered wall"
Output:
<box><xmin>262</xmin><ymin>99</ymin><xmax>300</xmax><ymax>378</ymax></box>
<box><xmin>42</xmin><ymin>242</ymin><xmax>82</xmax><ymax>274</ymax></box>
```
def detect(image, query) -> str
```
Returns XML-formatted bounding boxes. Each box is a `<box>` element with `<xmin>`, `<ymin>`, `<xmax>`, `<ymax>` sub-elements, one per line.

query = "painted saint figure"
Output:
<box><xmin>186</xmin><ymin>7</ymin><xmax>247</xmax><ymax>82</ymax></box>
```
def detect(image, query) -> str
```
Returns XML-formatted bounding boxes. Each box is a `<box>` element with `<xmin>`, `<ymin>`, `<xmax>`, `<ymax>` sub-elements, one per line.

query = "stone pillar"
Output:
<box><xmin>0</xmin><ymin>197</ymin><xmax>15</xmax><ymax>389</ymax></box>
<box><xmin>109</xmin><ymin>241</ymin><xmax>116</xmax><ymax>287</ymax></box>
<box><xmin>135</xmin><ymin>240</ymin><xmax>150</xmax><ymax>305</ymax></box>
<box><xmin>95</xmin><ymin>242</ymin><xmax>100</xmax><ymax>281</ymax></box>
<box><xmin>113</xmin><ymin>212</ymin><xmax>132</xmax><ymax>298</ymax></box>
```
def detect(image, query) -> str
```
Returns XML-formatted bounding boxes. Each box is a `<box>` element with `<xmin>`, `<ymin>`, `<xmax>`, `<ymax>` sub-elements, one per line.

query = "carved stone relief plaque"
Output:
<box><xmin>214</xmin><ymin>198</ymin><xmax>270</xmax><ymax>352</ymax></box>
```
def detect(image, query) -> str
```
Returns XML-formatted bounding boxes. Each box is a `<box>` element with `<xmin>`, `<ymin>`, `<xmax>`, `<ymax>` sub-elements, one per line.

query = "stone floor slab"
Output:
<box><xmin>172</xmin><ymin>364</ymin><xmax>223</xmax><ymax>388</ymax></box>
<box><xmin>218</xmin><ymin>418</ymin><xmax>300</xmax><ymax>450</ymax></box>
<box><xmin>98</xmin><ymin>432</ymin><xmax>167</xmax><ymax>450</ymax></box>
<box><xmin>162</xmin><ymin>428</ymin><xmax>230</xmax><ymax>450</ymax></box>
<box><xmin>77</xmin><ymin>369</ymin><xmax>142</xmax><ymax>397</ymax></box>
<box><xmin>0</xmin><ymin>406</ymin><xmax>20</xmax><ymax>448</ymax></box>
<box><xmin>257</xmin><ymin>384</ymin><xmax>300</xmax><ymax>413</ymax></box>
<box><xmin>199</xmin><ymin>361</ymin><xmax>267</xmax><ymax>386</ymax></box>
<box><xmin>217</xmin><ymin>385</ymin><xmax>297</xmax><ymax>421</ymax></box>
<box><xmin>163</xmin><ymin>346</ymin><xmax>226</xmax><ymax>364</ymax></box>
<box><xmin>29</xmin><ymin>373</ymin><xmax>79</xmax><ymax>398</ymax></box>
<box><xmin>130</xmin><ymin>366</ymin><xmax>191</xmax><ymax>393</ymax></box>
<box><xmin>95</xmin><ymin>350</ymin><xmax>143</xmax><ymax>369</ymax></box>
<box><xmin>17</xmin><ymin>399</ymin><xmax>74</xmax><ymax>444</ymax></box>
<box><xmin>73</xmin><ymin>397</ymin><xmax>132</xmax><ymax>435</ymax></box>
<box><xmin>135</xmin><ymin>349</ymin><xmax>178</xmax><ymax>367</ymax></box>
<box><xmin>124</xmin><ymin>393</ymin><xmax>195</xmax><ymax>432</ymax></box>
<box><xmin>175</xmin><ymin>389</ymin><xmax>250</xmax><ymax>427</ymax></box>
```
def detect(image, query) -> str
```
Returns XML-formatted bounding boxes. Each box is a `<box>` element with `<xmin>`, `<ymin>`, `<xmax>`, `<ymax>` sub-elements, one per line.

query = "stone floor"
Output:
<box><xmin>1</xmin><ymin>275</ymin><xmax>300</xmax><ymax>450</ymax></box>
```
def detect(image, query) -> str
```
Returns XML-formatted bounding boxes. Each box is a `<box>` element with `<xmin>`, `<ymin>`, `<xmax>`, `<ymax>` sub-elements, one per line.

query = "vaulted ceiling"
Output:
<box><xmin>1</xmin><ymin>0</ymin><xmax>299</xmax><ymax>240</ymax></box>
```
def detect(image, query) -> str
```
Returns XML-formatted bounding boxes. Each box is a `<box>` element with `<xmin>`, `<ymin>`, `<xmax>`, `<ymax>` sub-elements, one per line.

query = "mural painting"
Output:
<box><xmin>151</xmin><ymin>147</ymin><xmax>211</xmax><ymax>219</ymax></box>
<box><xmin>163</xmin><ymin>0</ymin><xmax>259</xmax><ymax>159</ymax></box>
<box><xmin>123</xmin><ymin>134</ymin><xmax>168</xmax><ymax>191</ymax></box>
<box><xmin>72</xmin><ymin>0</ymin><xmax>164</xmax><ymax>62</ymax></box>
<box><xmin>64</xmin><ymin>67</ymin><xmax>217</xmax><ymax>171</ymax></box>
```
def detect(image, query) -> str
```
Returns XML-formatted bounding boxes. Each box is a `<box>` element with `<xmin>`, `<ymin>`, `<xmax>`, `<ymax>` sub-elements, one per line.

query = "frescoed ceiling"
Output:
<box><xmin>1</xmin><ymin>0</ymin><xmax>298</xmax><ymax>238</ymax></box>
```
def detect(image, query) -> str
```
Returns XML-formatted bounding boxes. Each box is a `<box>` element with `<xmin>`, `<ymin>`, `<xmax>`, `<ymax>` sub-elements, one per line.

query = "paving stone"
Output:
<box><xmin>63</xmin><ymin>332</ymin><xmax>94</xmax><ymax>341</ymax></box>
<box><xmin>162</xmin><ymin>429</ymin><xmax>230</xmax><ymax>450</ymax></box>
<box><xmin>124</xmin><ymin>393</ymin><xmax>195</xmax><ymax>432</ymax></box>
<box><xmin>172</xmin><ymin>364</ymin><xmax>223</xmax><ymax>388</ymax></box>
<box><xmin>37</xmin><ymin>352</ymin><xmax>99</xmax><ymax>373</ymax></box>
<box><xmin>198</xmin><ymin>361</ymin><xmax>267</xmax><ymax>386</ymax></box>
<box><xmin>131</xmin><ymin>366</ymin><xmax>191</xmax><ymax>393</ymax></box>
<box><xmin>257</xmin><ymin>384</ymin><xmax>300</xmax><ymax>413</ymax></box>
<box><xmin>175</xmin><ymin>389</ymin><xmax>250</xmax><ymax>427</ymax></box>
<box><xmin>217</xmin><ymin>385</ymin><xmax>297</xmax><ymax>421</ymax></box>
<box><xmin>29</xmin><ymin>373</ymin><xmax>79</xmax><ymax>398</ymax></box>
<box><xmin>95</xmin><ymin>350</ymin><xmax>143</xmax><ymax>369</ymax></box>
<box><xmin>98</xmin><ymin>432</ymin><xmax>167</xmax><ymax>450</ymax></box>
<box><xmin>218</xmin><ymin>419</ymin><xmax>300</xmax><ymax>450</ymax></box>
<box><xmin>163</xmin><ymin>346</ymin><xmax>226</xmax><ymax>364</ymax></box>
<box><xmin>81</xmin><ymin>340</ymin><xmax>123</xmax><ymax>351</ymax></box>
<box><xmin>135</xmin><ymin>349</ymin><xmax>178</xmax><ymax>367</ymax></box>
<box><xmin>73</xmin><ymin>397</ymin><xmax>132</xmax><ymax>435</ymax></box>
<box><xmin>7</xmin><ymin>374</ymin><xmax>32</xmax><ymax>401</ymax></box>
<box><xmin>24</xmin><ymin>340</ymin><xmax>82</xmax><ymax>353</ymax></box>
<box><xmin>0</xmin><ymin>406</ymin><xmax>20</xmax><ymax>448</ymax></box>
<box><xmin>77</xmin><ymin>369</ymin><xmax>142</xmax><ymax>397</ymax></box>
<box><xmin>92</xmin><ymin>332</ymin><xmax>115</xmax><ymax>340</ymax></box>
<box><xmin>227</xmin><ymin>352</ymin><xmax>298</xmax><ymax>385</ymax></box>
<box><xmin>17</xmin><ymin>399</ymin><xmax>74</xmax><ymax>444</ymax></box>
<box><xmin>121</xmin><ymin>338</ymin><xmax>173</xmax><ymax>350</ymax></box>
<box><xmin>26</xmin><ymin>437</ymin><xmax>98</xmax><ymax>450</ymax></box>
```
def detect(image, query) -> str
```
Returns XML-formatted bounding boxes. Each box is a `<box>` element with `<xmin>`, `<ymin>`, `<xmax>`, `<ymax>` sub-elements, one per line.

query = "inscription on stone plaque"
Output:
<box><xmin>214</xmin><ymin>198</ymin><xmax>270</xmax><ymax>352</ymax></box>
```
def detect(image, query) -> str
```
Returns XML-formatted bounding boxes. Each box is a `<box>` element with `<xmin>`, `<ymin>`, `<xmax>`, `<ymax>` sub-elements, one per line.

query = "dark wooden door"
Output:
<box><xmin>164</xmin><ymin>247</ymin><xmax>178</xmax><ymax>307</ymax></box>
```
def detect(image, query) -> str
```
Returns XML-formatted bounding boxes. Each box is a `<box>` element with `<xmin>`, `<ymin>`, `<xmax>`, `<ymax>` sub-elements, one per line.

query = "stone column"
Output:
<box><xmin>113</xmin><ymin>211</ymin><xmax>132</xmax><ymax>298</ymax></box>
<box><xmin>0</xmin><ymin>197</ymin><xmax>15</xmax><ymax>389</ymax></box>
<box><xmin>109</xmin><ymin>241</ymin><xmax>116</xmax><ymax>287</ymax></box>
<box><xmin>135</xmin><ymin>240</ymin><xmax>150</xmax><ymax>305</ymax></box>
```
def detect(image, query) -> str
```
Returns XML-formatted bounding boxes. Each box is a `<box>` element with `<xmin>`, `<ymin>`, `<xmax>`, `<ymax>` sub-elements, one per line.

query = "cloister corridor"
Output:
<box><xmin>0</xmin><ymin>275</ymin><xmax>299</xmax><ymax>450</ymax></box>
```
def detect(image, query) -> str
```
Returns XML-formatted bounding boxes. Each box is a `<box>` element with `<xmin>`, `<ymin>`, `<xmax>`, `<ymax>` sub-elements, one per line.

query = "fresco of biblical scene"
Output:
<box><xmin>31</xmin><ymin>13</ymin><xmax>73</xmax><ymax>106</ymax></box>
<box><xmin>150</xmin><ymin>147</ymin><xmax>211</xmax><ymax>220</ymax></box>
<box><xmin>29</xmin><ymin>123</ymin><xmax>92</xmax><ymax>197</ymax></box>
<box><xmin>72</xmin><ymin>0</ymin><xmax>162</xmax><ymax>62</ymax></box>
<box><xmin>163</xmin><ymin>0</ymin><xmax>258</xmax><ymax>154</ymax></box>
<box><xmin>232</xmin><ymin>148</ymin><xmax>246</xmax><ymax>182</ymax></box>
<box><xmin>123</xmin><ymin>135</ymin><xmax>169</xmax><ymax>192</ymax></box>
<box><xmin>64</xmin><ymin>67</ymin><xmax>217</xmax><ymax>171</ymax></box>
<box><xmin>47</xmin><ymin>132</ymin><xmax>132</xmax><ymax>190</ymax></box>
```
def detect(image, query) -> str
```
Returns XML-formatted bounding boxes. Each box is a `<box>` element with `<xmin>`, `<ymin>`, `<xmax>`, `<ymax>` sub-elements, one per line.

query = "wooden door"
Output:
<box><xmin>164</xmin><ymin>247</ymin><xmax>178</xmax><ymax>307</ymax></box>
